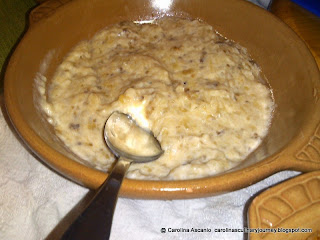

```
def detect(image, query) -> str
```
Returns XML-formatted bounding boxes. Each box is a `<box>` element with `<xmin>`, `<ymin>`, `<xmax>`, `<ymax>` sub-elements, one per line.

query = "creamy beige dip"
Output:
<box><xmin>38</xmin><ymin>17</ymin><xmax>274</xmax><ymax>180</ymax></box>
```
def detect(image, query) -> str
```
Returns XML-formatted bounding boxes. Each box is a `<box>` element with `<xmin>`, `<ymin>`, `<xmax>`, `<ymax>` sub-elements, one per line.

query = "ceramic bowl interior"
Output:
<box><xmin>4</xmin><ymin>0</ymin><xmax>320</xmax><ymax>199</ymax></box>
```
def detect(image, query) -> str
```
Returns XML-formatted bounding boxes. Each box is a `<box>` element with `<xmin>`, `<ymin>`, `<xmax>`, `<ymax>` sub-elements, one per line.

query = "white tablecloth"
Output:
<box><xmin>1</xmin><ymin>1</ymin><xmax>302</xmax><ymax>239</ymax></box>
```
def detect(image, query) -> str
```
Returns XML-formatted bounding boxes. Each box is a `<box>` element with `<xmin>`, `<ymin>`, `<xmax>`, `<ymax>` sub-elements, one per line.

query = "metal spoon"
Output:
<box><xmin>61</xmin><ymin>111</ymin><xmax>163</xmax><ymax>240</ymax></box>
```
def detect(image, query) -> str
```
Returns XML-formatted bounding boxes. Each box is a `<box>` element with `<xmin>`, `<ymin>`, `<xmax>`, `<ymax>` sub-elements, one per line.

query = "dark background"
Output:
<box><xmin>0</xmin><ymin>0</ymin><xmax>38</xmax><ymax>93</ymax></box>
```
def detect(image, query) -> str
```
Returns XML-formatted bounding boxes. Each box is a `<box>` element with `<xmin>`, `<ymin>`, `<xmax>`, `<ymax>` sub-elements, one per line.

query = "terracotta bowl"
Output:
<box><xmin>4</xmin><ymin>0</ymin><xmax>320</xmax><ymax>199</ymax></box>
<box><xmin>248</xmin><ymin>171</ymin><xmax>320</xmax><ymax>240</ymax></box>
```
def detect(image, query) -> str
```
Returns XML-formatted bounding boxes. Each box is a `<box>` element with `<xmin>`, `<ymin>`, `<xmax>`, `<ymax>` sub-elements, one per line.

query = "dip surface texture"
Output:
<box><xmin>39</xmin><ymin>17</ymin><xmax>274</xmax><ymax>180</ymax></box>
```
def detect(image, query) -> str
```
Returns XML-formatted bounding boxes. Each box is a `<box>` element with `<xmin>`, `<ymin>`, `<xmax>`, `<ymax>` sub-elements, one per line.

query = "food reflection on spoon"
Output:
<box><xmin>105</xmin><ymin>111</ymin><xmax>163</xmax><ymax>161</ymax></box>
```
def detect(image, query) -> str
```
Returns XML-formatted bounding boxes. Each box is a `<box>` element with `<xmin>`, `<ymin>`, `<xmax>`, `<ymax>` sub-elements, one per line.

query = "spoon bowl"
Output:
<box><xmin>61</xmin><ymin>112</ymin><xmax>163</xmax><ymax>240</ymax></box>
<box><xmin>104</xmin><ymin>111</ymin><xmax>164</xmax><ymax>162</ymax></box>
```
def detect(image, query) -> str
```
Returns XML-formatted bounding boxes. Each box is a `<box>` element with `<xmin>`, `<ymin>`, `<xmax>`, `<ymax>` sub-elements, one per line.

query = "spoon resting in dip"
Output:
<box><xmin>61</xmin><ymin>111</ymin><xmax>163</xmax><ymax>240</ymax></box>
<box><xmin>105</xmin><ymin>111</ymin><xmax>163</xmax><ymax>161</ymax></box>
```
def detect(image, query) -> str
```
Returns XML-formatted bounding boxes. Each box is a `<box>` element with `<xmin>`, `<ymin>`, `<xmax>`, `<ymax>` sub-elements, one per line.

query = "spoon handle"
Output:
<box><xmin>61</xmin><ymin>158</ymin><xmax>131</xmax><ymax>240</ymax></box>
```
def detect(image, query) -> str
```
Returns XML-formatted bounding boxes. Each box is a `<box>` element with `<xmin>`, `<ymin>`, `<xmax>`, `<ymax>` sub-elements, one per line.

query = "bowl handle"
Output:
<box><xmin>283</xmin><ymin>122</ymin><xmax>320</xmax><ymax>172</ymax></box>
<box><xmin>271</xmin><ymin>0</ymin><xmax>320</xmax><ymax>172</ymax></box>
<box><xmin>29</xmin><ymin>0</ymin><xmax>71</xmax><ymax>26</ymax></box>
